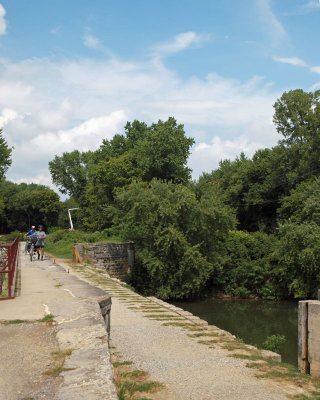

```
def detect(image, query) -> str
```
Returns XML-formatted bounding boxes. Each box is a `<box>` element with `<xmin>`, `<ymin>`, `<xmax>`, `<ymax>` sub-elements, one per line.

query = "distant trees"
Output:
<box><xmin>0</xmin><ymin>129</ymin><xmax>12</xmax><ymax>180</ymax></box>
<box><xmin>0</xmin><ymin>181</ymin><xmax>61</xmax><ymax>232</ymax></box>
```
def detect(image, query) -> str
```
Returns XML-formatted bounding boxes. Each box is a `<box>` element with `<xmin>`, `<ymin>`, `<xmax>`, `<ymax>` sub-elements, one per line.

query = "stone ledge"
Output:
<box><xmin>147</xmin><ymin>296</ymin><xmax>281</xmax><ymax>362</ymax></box>
<box><xmin>46</xmin><ymin>266</ymin><xmax>118</xmax><ymax>400</ymax></box>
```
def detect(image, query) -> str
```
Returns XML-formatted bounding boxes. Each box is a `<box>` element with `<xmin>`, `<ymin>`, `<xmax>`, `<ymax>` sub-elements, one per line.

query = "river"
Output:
<box><xmin>171</xmin><ymin>298</ymin><xmax>298</xmax><ymax>365</ymax></box>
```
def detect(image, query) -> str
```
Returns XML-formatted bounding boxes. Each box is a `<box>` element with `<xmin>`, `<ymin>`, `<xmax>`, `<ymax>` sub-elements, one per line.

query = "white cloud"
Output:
<box><xmin>189</xmin><ymin>136</ymin><xmax>263</xmax><ymax>177</ymax></box>
<box><xmin>0</xmin><ymin>33</ymin><xmax>280</xmax><ymax>188</ymax></box>
<box><xmin>83</xmin><ymin>34</ymin><xmax>101</xmax><ymax>49</ymax></box>
<box><xmin>30</xmin><ymin>110</ymin><xmax>127</xmax><ymax>155</ymax></box>
<box><xmin>311</xmin><ymin>66</ymin><xmax>320</xmax><ymax>75</ymax></box>
<box><xmin>306</xmin><ymin>1</ymin><xmax>320</xmax><ymax>10</ymax></box>
<box><xmin>152</xmin><ymin>31</ymin><xmax>208</xmax><ymax>59</ymax></box>
<box><xmin>273</xmin><ymin>56</ymin><xmax>307</xmax><ymax>67</ymax></box>
<box><xmin>83</xmin><ymin>33</ymin><xmax>114</xmax><ymax>57</ymax></box>
<box><xmin>254</xmin><ymin>0</ymin><xmax>287</xmax><ymax>47</ymax></box>
<box><xmin>0</xmin><ymin>4</ymin><xmax>7</xmax><ymax>35</ymax></box>
<box><xmin>0</xmin><ymin>108</ymin><xmax>19</xmax><ymax>128</ymax></box>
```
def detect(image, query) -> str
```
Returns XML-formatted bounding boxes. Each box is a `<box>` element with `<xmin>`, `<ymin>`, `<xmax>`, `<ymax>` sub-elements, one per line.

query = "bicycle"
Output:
<box><xmin>29</xmin><ymin>236</ymin><xmax>38</xmax><ymax>262</ymax></box>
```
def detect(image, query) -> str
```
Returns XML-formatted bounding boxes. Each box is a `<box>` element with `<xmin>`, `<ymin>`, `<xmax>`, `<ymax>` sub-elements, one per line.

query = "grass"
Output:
<box><xmin>2</xmin><ymin>319</ymin><xmax>27</xmax><ymax>325</ymax></box>
<box><xmin>113</xmin><ymin>361</ymin><xmax>134</xmax><ymax>367</ymax></box>
<box><xmin>112</xmin><ymin>350</ymin><xmax>165</xmax><ymax>400</ymax></box>
<box><xmin>43</xmin><ymin>349</ymin><xmax>73</xmax><ymax>377</ymax></box>
<box><xmin>38</xmin><ymin>314</ymin><xmax>54</xmax><ymax>323</ymax></box>
<box><xmin>45</xmin><ymin>229</ymin><xmax>124</xmax><ymax>259</ymax></box>
<box><xmin>188</xmin><ymin>332</ymin><xmax>218</xmax><ymax>338</ymax></box>
<box><xmin>291</xmin><ymin>392</ymin><xmax>320</xmax><ymax>400</ymax></box>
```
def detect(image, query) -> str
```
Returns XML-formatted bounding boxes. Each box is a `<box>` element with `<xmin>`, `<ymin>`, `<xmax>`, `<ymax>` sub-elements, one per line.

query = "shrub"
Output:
<box><xmin>262</xmin><ymin>334</ymin><xmax>286</xmax><ymax>353</ymax></box>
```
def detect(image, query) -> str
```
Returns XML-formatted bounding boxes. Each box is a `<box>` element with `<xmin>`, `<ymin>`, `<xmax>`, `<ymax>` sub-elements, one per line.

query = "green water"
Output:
<box><xmin>172</xmin><ymin>298</ymin><xmax>298</xmax><ymax>365</ymax></box>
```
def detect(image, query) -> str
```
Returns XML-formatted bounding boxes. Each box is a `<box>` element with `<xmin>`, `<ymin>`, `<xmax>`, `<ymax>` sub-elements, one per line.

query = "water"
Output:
<box><xmin>172</xmin><ymin>298</ymin><xmax>298</xmax><ymax>365</ymax></box>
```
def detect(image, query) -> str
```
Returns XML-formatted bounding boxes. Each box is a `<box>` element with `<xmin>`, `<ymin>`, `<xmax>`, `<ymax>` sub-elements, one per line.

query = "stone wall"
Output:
<box><xmin>73</xmin><ymin>242</ymin><xmax>134</xmax><ymax>281</ymax></box>
<box><xmin>298</xmin><ymin>298</ymin><xmax>320</xmax><ymax>377</ymax></box>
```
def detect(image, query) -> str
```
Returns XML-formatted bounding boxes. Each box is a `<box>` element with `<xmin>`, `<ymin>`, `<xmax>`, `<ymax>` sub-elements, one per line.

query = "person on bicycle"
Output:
<box><xmin>35</xmin><ymin>225</ymin><xmax>46</xmax><ymax>261</ymax></box>
<box><xmin>24</xmin><ymin>225</ymin><xmax>37</xmax><ymax>252</ymax></box>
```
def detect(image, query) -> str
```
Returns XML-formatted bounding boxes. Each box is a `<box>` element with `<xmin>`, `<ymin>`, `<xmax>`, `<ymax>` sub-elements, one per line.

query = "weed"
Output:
<box><xmin>2</xmin><ymin>319</ymin><xmax>27</xmax><ymax>325</ymax></box>
<box><xmin>38</xmin><ymin>314</ymin><xmax>54</xmax><ymax>323</ymax></box>
<box><xmin>43</xmin><ymin>349</ymin><xmax>73</xmax><ymax>377</ymax></box>
<box><xmin>262</xmin><ymin>334</ymin><xmax>286</xmax><ymax>353</ymax></box>
<box><xmin>188</xmin><ymin>332</ymin><xmax>216</xmax><ymax>338</ymax></box>
<box><xmin>162</xmin><ymin>322</ymin><xmax>194</xmax><ymax>327</ymax></box>
<box><xmin>121</xmin><ymin>370</ymin><xmax>149</xmax><ymax>379</ymax></box>
<box><xmin>197</xmin><ymin>339</ymin><xmax>218</xmax><ymax>345</ymax></box>
<box><xmin>113</xmin><ymin>361</ymin><xmax>133</xmax><ymax>367</ymax></box>
<box><xmin>291</xmin><ymin>392</ymin><xmax>320</xmax><ymax>400</ymax></box>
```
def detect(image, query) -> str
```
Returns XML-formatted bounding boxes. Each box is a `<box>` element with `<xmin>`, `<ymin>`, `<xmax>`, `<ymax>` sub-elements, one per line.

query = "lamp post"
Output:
<box><xmin>68</xmin><ymin>208</ymin><xmax>80</xmax><ymax>231</ymax></box>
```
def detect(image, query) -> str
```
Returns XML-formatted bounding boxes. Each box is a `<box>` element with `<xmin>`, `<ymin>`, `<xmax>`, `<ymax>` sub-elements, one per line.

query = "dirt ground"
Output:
<box><xmin>0</xmin><ymin>322</ymin><xmax>62</xmax><ymax>400</ymax></box>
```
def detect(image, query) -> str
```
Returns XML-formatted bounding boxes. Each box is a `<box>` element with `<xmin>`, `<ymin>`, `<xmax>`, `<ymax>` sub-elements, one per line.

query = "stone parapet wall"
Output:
<box><xmin>73</xmin><ymin>242</ymin><xmax>134</xmax><ymax>281</ymax></box>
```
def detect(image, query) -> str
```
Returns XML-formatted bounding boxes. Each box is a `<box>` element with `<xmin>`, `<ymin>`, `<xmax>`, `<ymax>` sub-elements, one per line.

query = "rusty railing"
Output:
<box><xmin>0</xmin><ymin>237</ymin><xmax>19</xmax><ymax>300</ymax></box>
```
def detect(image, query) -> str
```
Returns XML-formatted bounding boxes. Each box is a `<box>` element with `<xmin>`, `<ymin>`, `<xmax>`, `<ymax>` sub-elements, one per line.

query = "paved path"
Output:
<box><xmin>0</xmin><ymin>248</ymin><xmax>71</xmax><ymax>320</ymax></box>
<box><xmin>0</xmin><ymin>246</ymin><xmax>117</xmax><ymax>400</ymax></box>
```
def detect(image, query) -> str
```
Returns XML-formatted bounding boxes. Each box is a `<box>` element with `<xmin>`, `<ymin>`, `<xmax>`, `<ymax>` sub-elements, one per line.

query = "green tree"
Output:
<box><xmin>49</xmin><ymin>150</ymin><xmax>92</xmax><ymax>202</ymax></box>
<box><xmin>273</xmin><ymin>222</ymin><xmax>320</xmax><ymax>299</ymax></box>
<box><xmin>0</xmin><ymin>129</ymin><xmax>12</xmax><ymax>180</ymax></box>
<box><xmin>111</xmin><ymin>179</ymin><xmax>235</xmax><ymax>299</ymax></box>
<box><xmin>0</xmin><ymin>181</ymin><xmax>61</xmax><ymax>232</ymax></box>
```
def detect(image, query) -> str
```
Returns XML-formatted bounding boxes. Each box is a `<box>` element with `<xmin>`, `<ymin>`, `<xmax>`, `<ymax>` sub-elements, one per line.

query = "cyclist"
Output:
<box><xmin>35</xmin><ymin>225</ymin><xmax>46</xmax><ymax>261</ymax></box>
<box><xmin>24</xmin><ymin>225</ymin><xmax>37</xmax><ymax>253</ymax></box>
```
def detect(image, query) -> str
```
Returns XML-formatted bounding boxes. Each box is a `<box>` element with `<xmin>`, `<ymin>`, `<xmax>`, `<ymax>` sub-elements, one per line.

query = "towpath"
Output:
<box><xmin>0</xmin><ymin>246</ymin><xmax>308</xmax><ymax>399</ymax></box>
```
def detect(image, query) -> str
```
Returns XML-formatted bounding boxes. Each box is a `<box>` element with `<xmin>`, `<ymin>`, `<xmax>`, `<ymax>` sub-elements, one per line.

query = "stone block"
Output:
<box><xmin>308</xmin><ymin>301</ymin><xmax>320</xmax><ymax>377</ymax></box>
<box><xmin>298</xmin><ymin>300</ymin><xmax>309</xmax><ymax>374</ymax></box>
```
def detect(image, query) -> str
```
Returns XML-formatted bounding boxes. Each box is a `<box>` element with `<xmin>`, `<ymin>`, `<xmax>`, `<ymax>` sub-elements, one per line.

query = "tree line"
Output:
<box><xmin>1</xmin><ymin>89</ymin><xmax>319</xmax><ymax>300</ymax></box>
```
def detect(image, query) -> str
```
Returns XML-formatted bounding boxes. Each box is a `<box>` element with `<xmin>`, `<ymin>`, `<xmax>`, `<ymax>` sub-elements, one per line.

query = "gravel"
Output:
<box><xmin>0</xmin><ymin>322</ymin><xmax>62</xmax><ymax>400</ymax></box>
<box><xmin>110</xmin><ymin>297</ymin><xmax>289</xmax><ymax>400</ymax></box>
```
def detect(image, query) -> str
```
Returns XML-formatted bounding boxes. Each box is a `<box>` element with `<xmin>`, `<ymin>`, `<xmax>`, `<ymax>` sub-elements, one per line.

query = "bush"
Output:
<box><xmin>218</xmin><ymin>230</ymin><xmax>278</xmax><ymax>299</ymax></box>
<box><xmin>111</xmin><ymin>179</ymin><xmax>235</xmax><ymax>299</ymax></box>
<box><xmin>262</xmin><ymin>334</ymin><xmax>286</xmax><ymax>353</ymax></box>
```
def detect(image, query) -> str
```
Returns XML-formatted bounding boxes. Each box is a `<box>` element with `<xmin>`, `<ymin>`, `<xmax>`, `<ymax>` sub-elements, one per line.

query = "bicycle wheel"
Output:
<box><xmin>30</xmin><ymin>244</ymin><xmax>34</xmax><ymax>262</ymax></box>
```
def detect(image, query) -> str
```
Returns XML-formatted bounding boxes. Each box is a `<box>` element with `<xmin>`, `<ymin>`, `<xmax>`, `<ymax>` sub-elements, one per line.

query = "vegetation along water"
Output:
<box><xmin>172</xmin><ymin>299</ymin><xmax>298</xmax><ymax>365</ymax></box>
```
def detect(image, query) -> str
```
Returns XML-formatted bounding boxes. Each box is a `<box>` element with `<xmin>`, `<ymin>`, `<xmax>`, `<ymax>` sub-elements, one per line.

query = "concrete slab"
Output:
<box><xmin>0</xmin><ymin>250</ymin><xmax>72</xmax><ymax>320</ymax></box>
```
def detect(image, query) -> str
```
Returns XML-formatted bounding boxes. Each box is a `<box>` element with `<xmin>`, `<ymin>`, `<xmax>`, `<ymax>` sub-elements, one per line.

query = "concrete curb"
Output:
<box><xmin>45</xmin><ymin>264</ymin><xmax>118</xmax><ymax>400</ymax></box>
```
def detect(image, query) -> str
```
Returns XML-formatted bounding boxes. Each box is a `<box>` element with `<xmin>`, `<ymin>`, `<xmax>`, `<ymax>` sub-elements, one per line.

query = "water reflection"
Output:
<box><xmin>171</xmin><ymin>299</ymin><xmax>298</xmax><ymax>365</ymax></box>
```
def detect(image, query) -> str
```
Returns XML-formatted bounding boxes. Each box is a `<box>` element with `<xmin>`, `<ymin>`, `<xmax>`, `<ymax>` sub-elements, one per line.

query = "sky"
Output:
<box><xmin>0</xmin><ymin>0</ymin><xmax>319</xmax><ymax>194</ymax></box>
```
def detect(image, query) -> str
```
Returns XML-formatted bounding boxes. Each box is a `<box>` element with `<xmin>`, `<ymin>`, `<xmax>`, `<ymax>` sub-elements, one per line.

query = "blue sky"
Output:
<box><xmin>0</xmin><ymin>0</ymin><xmax>319</xmax><ymax>190</ymax></box>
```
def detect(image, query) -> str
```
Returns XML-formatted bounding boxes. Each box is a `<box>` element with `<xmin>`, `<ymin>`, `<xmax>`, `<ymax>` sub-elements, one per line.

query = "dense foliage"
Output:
<box><xmin>110</xmin><ymin>179</ymin><xmax>235</xmax><ymax>298</ymax></box>
<box><xmin>45</xmin><ymin>90</ymin><xmax>320</xmax><ymax>300</ymax></box>
<box><xmin>0</xmin><ymin>181</ymin><xmax>61</xmax><ymax>232</ymax></box>
<box><xmin>0</xmin><ymin>129</ymin><xmax>12</xmax><ymax>181</ymax></box>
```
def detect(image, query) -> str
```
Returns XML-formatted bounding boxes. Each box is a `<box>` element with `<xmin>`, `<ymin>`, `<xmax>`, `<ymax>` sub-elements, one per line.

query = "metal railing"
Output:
<box><xmin>0</xmin><ymin>237</ymin><xmax>19</xmax><ymax>300</ymax></box>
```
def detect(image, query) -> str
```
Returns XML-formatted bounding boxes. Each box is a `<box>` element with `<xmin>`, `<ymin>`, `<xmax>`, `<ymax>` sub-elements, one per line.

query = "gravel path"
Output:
<box><xmin>110</xmin><ymin>297</ymin><xmax>289</xmax><ymax>400</ymax></box>
<box><xmin>0</xmin><ymin>322</ymin><xmax>61</xmax><ymax>400</ymax></box>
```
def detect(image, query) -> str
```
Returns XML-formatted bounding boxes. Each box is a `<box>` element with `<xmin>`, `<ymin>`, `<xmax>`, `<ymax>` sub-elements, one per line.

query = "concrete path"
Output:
<box><xmin>0</xmin><ymin>246</ymin><xmax>118</xmax><ymax>400</ymax></box>
<box><xmin>0</xmin><ymin>249</ymin><xmax>71</xmax><ymax>320</ymax></box>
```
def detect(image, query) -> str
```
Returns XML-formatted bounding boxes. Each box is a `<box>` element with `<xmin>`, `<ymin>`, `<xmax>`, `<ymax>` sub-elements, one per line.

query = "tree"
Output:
<box><xmin>273</xmin><ymin>89</ymin><xmax>320</xmax><ymax>181</ymax></box>
<box><xmin>0</xmin><ymin>181</ymin><xmax>61</xmax><ymax>232</ymax></box>
<box><xmin>49</xmin><ymin>150</ymin><xmax>92</xmax><ymax>202</ymax></box>
<box><xmin>273</xmin><ymin>222</ymin><xmax>320</xmax><ymax>299</ymax></box>
<box><xmin>111</xmin><ymin>179</ymin><xmax>235</xmax><ymax>299</ymax></box>
<box><xmin>0</xmin><ymin>129</ymin><xmax>12</xmax><ymax>180</ymax></box>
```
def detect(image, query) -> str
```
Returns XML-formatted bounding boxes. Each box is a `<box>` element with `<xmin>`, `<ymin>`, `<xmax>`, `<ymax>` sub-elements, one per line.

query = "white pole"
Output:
<box><xmin>68</xmin><ymin>208</ymin><xmax>80</xmax><ymax>230</ymax></box>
